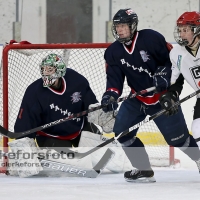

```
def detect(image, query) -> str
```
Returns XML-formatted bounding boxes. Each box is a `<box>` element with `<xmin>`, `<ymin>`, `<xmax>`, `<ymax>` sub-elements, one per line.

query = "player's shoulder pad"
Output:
<box><xmin>166</xmin><ymin>42</ymin><xmax>173</xmax><ymax>52</ymax></box>
<box><xmin>65</xmin><ymin>68</ymin><xmax>89</xmax><ymax>85</ymax></box>
<box><xmin>106</xmin><ymin>40</ymin><xmax>121</xmax><ymax>50</ymax></box>
<box><xmin>104</xmin><ymin>40</ymin><xmax>123</xmax><ymax>60</ymax></box>
<box><xmin>139</xmin><ymin>29</ymin><xmax>164</xmax><ymax>38</ymax></box>
<box><xmin>23</xmin><ymin>78</ymin><xmax>43</xmax><ymax>99</ymax></box>
<box><xmin>169</xmin><ymin>44</ymin><xmax>184</xmax><ymax>57</ymax></box>
<box><xmin>26</xmin><ymin>78</ymin><xmax>43</xmax><ymax>91</ymax></box>
<box><xmin>139</xmin><ymin>29</ymin><xmax>167</xmax><ymax>46</ymax></box>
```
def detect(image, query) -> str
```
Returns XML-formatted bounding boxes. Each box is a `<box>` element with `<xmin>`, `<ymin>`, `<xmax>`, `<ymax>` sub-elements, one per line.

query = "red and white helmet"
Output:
<box><xmin>174</xmin><ymin>11</ymin><xmax>200</xmax><ymax>46</ymax></box>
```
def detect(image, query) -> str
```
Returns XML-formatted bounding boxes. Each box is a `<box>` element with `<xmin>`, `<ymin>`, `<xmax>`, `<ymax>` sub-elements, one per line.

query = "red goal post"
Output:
<box><xmin>0</xmin><ymin>42</ymin><xmax>179</xmax><ymax>173</ymax></box>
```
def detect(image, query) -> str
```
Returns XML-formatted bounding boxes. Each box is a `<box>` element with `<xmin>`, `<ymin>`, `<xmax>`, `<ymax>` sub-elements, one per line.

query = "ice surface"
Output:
<box><xmin>0</xmin><ymin>148</ymin><xmax>200</xmax><ymax>200</ymax></box>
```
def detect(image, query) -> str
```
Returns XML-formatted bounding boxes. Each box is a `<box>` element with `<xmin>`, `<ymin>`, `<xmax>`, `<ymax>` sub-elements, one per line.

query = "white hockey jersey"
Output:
<box><xmin>170</xmin><ymin>45</ymin><xmax>200</xmax><ymax>98</ymax></box>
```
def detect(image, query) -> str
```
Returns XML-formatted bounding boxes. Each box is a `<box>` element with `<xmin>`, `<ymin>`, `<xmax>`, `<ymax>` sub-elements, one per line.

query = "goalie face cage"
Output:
<box><xmin>0</xmin><ymin>43</ymin><xmax>178</xmax><ymax>173</ymax></box>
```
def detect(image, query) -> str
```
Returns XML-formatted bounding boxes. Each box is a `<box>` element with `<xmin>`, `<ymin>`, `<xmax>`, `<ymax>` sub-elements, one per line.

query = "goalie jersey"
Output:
<box><xmin>104</xmin><ymin>29</ymin><xmax>172</xmax><ymax>105</ymax></box>
<box><xmin>14</xmin><ymin>68</ymin><xmax>98</xmax><ymax>139</ymax></box>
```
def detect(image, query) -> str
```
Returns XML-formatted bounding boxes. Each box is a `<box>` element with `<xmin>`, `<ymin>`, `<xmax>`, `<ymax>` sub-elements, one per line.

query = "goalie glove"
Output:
<box><xmin>88</xmin><ymin>103</ymin><xmax>118</xmax><ymax>133</ymax></box>
<box><xmin>159</xmin><ymin>91</ymin><xmax>179</xmax><ymax>116</ymax></box>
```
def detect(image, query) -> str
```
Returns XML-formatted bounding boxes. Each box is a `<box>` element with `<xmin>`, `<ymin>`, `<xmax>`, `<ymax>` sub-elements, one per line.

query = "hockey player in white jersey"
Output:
<box><xmin>159</xmin><ymin>11</ymin><xmax>200</xmax><ymax>151</ymax></box>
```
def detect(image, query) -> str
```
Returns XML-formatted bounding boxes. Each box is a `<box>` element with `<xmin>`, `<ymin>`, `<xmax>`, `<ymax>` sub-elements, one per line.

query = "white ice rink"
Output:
<box><xmin>0</xmin><ymin>148</ymin><xmax>199</xmax><ymax>200</ymax></box>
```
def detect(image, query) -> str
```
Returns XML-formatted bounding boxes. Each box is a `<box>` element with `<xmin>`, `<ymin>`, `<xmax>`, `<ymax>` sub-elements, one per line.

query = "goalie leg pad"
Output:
<box><xmin>37</xmin><ymin>148</ymin><xmax>93</xmax><ymax>177</ymax></box>
<box><xmin>192</xmin><ymin>118</ymin><xmax>200</xmax><ymax>147</ymax></box>
<box><xmin>39</xmin><ymin>148</ymin><xmax>93</xmax><ymax>170</ymax></box>
<box><xmin>36</xmin><ymin>135</ymin><xmax>73</xmax><ymax>153</ymax></box>
<box><xmin>8</xmin><ymin>137</ymin><xmax>43</xmax><ymax>177</ymax></box>
<box><xmin>38</xmin><ymin>148</ymin><xmax>114</xmax><ymax>178</ymax></box>
<box><xmin>79</xmin><ymin>131</ymin><xmax>132</xmax><ymax>173</ymax></box>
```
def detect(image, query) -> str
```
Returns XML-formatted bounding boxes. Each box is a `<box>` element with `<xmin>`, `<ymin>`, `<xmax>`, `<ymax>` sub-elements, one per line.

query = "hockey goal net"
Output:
<box><xmin>0</xmin><ymin>42</ymin><xmax>178</xmax><ymax>173</ymax></box>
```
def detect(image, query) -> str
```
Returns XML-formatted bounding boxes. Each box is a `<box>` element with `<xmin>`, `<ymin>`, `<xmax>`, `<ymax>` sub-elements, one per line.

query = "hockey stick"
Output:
<box><xmin>39</xmin><ymin>148</ymin><xmax>114</xmax><ymax>178</ymax></box>
<box><xmin>63</xmin><ymin>88</ymin><xmax>200</xmax><ymax>159</ymax></box>
<box><xmin>3</xmin><ymin>148</ymin><xmax>115</xmax><ymax>178</ymax></box>
<box><xmin>0</xmin><ymin>86</ymin><xmax>156</xmax><ymax>139</ymax></box>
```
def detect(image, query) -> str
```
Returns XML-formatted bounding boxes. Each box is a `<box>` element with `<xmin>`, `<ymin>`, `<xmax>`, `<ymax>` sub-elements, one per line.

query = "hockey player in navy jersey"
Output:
<box><xmin>99</xmin><ymin>8</ymin><xmax>200</xmax><ymax>182</ymax></box>
<box><xmin>159</xmin><ymin>12</ymin><xmax>200</xmax><ymax>152</ymax></box>
<box><xmin>14</xmin><ymin>53</ymin><xmax>100</xmax><ymax>149</ymax></box>
<box><xmin>8</xmin><ymin>53</ymin><xmax>117</xmax><ymax>178</ymax></box>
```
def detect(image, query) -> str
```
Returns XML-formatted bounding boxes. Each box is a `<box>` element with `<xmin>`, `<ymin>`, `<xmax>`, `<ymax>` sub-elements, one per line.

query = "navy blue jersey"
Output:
<box><xmin>104</xmin><ymin>29</ymin><xmax>172</xmax><ymax>105</ymax></box>
<box><xmin>14</xmin><ymin>68</ymin><xmax>98</xmax><ymax>139</ymax></box>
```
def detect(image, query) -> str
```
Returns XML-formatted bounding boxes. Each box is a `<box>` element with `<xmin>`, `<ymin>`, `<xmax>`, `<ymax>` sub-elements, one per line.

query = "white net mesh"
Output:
<box><xmin>0</xmin><ymin>43</ymin><xmax>173</xmax><ymax>169</ymax></box>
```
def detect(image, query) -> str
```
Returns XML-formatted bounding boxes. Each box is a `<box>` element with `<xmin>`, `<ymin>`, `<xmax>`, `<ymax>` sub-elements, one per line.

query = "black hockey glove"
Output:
<box><xmin>101</xmin><ymin>91</ymin><xmax>119</xmax><ymax>112</ymax></box>
<box><xmin>153</xmin><ymin>66</ymin><xmax>170</xmax><ymax>92</ymax></box>
<box><xmin>159</xmin><ymin>91</ymin><xmax>179</xmax><ymax>116</ymax></box>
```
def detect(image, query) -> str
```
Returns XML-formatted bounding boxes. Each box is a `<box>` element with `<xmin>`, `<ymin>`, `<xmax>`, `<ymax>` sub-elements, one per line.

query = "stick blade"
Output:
<box><xmin>0</xmin><ymin>126</ymin><xmax>10</xmax><ymax>138</ymax></box>
<box><xmin>92</xmin><ymin>148</ymin><xmax>115</xmax><ymax>176</ymax></box>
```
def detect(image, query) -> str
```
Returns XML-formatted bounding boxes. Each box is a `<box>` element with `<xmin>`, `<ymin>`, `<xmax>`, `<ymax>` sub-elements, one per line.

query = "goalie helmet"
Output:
<box><xmin>112</xmin><ymin>8</ymin><xmax>138</xmax><ymax>44</ymax></box>
<box><xmin>174</xmin><ymin>11</ymin><xmax>200</xmax><ymax>46</ymax></box>
<box><xmin>40</xmin><ymin>54</ymin><xmax>67</xmax><ymax>87</ymax></box>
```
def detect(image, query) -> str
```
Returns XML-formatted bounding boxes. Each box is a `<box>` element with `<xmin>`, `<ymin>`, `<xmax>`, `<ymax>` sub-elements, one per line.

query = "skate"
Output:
<box><xmin>195</xmin><ymin>159</ymin><xmax>200</xmax><ymax>173</ymax></box>
<box><xmin>124</xmin><ymin>169</ymin><xmax>156</xmax><ymax>183</ymax></box>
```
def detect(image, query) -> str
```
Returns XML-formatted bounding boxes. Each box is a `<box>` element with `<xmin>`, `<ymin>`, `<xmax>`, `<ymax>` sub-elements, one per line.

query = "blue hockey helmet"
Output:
<box><xmin>112</xmin><ymin>8</ymin><xmax>138</xmax><ymax>43</ymax></box>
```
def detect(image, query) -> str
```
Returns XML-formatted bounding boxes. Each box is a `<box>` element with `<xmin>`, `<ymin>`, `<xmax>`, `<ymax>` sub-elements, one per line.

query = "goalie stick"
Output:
<box><xmin>39</xmin><ymin>148</ymin><xmax>114</xmax><ymax>178</ymax></box>
<box><xmin>0</xmin><ymin>86</ymin><xmax>156</xmax><ymax>139</ymax></box>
